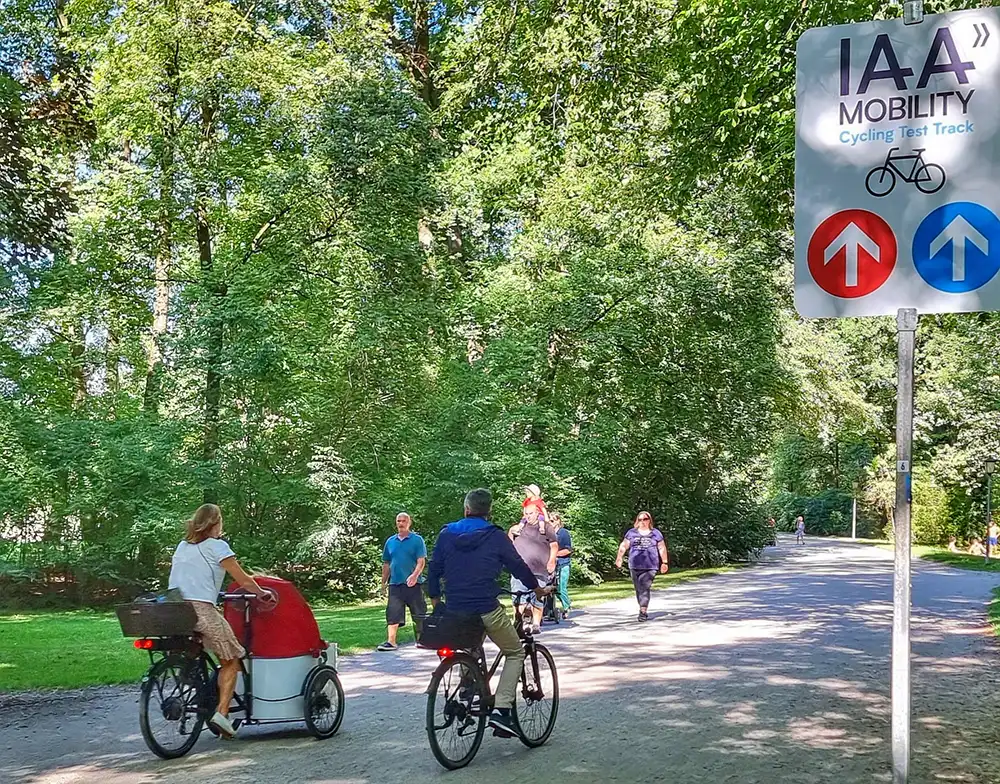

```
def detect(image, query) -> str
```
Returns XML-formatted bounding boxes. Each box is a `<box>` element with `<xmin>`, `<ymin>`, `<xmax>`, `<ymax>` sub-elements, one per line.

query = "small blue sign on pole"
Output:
<box><xmin>912</xmin><ymin>202</ymin><xmax>1000</xmax><ymax>293</ymax></box>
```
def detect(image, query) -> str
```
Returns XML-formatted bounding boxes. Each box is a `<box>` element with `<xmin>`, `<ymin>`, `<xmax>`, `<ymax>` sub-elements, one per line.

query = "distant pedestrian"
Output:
<box><xmin>615</xmin><ymin>511</ymin><xmax>669</xmax><ymax>622</ymax></box>
<box><xmin>377</xmin><ymin>512</ymin><xmax>427</xmax><ymax>652</ymax></box>
<box><xmin>988</xmin><ymin>521</ymin><xmax>999</xmax><ymax>559</ymax></box>
<box><xmin>795</xmin><ymin>515</ymin><xmax>806</xmax><ymax>545</ymax></box>
<box><xmin>550</xmin><ymin>513</ymin><xmax>573</xmax><ymax>619</ymax></box>
<box><xmin>768</xmin><ymin>517</ymin><xmax>777</xmax><ymax>547</ymax></box>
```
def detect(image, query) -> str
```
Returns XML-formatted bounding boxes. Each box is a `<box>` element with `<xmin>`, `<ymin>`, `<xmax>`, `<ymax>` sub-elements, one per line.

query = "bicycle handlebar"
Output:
<box><xmin>507</xmin><ymin>586</ymin><xmax>555</xmax><ymax>598</ymax></box>
<box><xmin>218</xmin><ymin>588</ymin><xmax>277</xmax><ymax>603</ymax></box>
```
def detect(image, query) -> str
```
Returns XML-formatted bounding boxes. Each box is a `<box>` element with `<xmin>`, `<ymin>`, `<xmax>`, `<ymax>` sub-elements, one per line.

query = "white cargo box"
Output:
<box><xmin>246</xmin><ymin>655</ymin><xmax>314</xmax><ymax>720</ymax></box>
<box><xmin>231</xmin><ymin>644</ymin><xmax>338</xmax><ymax>722</ymax></box>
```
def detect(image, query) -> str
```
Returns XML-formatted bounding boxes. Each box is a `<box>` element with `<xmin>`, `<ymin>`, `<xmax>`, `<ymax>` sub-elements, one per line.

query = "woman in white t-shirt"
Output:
<box><xmin>168</xmin><ymin>503</ymin><xmax>273</xmax><ymax>738</ymax></box>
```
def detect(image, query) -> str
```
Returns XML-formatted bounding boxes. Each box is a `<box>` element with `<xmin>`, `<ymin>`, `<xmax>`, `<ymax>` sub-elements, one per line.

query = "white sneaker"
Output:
<box><xmin>210</xmin><ymin>711</ymin><xmax>237</xmax><ymax>738</ymax></box>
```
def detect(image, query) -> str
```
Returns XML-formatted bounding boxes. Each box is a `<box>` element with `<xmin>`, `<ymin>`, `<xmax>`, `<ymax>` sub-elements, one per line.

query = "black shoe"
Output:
<box><xmin>638</xmin><ymin>612</ymin><xmax>649</xmax><ymax>622</ymax></box>
<box><xmin>488</xmin><ymin>710</ymin><xmax>518</xmax><ymax>738</ymax></box>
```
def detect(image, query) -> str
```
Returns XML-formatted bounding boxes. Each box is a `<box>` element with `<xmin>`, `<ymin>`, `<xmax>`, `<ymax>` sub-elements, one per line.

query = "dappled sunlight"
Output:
<box><xmin>723</xmin><ymin>701</ymin><xmax>760</xmax><ymax>725</ymax></box>
<box><xmin>786</xmin><ymin>713</ymin><xmax>879</xmax><ymax>750</ymax></box>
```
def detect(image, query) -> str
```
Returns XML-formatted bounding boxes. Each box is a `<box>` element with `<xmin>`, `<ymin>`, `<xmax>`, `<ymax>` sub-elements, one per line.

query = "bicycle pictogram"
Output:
<box><xmin>865</xmin><ymin>148</ymin><xmax>946</xmax><ymax>197</ymax></box>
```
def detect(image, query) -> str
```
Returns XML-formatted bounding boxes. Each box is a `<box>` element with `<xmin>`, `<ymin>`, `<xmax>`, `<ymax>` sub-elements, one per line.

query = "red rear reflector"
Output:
<box><xmin>437</xmin><ymin>648</ymin><xmax>455</xmax><ymax>658</ymax></box>
<box><xmin>134</xmin><ymin>639</ymin><xmax>155</xmax><ymax>650</ymax></box>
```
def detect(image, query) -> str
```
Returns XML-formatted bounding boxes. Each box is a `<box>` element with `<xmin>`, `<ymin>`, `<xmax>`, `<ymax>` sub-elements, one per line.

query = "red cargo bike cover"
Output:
<box><xmin>224</xmin><ymin>576</ymin><xmax>326</xmax><ymax>658</ymax></box>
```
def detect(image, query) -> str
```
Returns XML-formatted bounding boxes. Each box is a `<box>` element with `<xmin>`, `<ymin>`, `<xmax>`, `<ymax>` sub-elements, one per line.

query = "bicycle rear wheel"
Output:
<box><xmin>139</xmin><ymin>655</ymin><xmax>206</xmax><ymax>759</ymax></box>
<box><xmin>426</xmin><ymin>653</ymin><xmax>487</xmax><ymax>770</ymax></box>
<box><xmin>513</xmin><ymin>642</ymin><xmax>559</xmax><ymax>747</ymax></box>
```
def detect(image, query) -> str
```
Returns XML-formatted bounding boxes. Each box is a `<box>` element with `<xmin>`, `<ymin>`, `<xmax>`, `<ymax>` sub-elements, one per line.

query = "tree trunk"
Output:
<box><xmin>143</xmin><ymin>42</ymin><xmax>180</xmax><ymax>414</ymax></box>
<box><xmin>67</xmin><ymin>321</ymin><xmax>87</xmax><ymax>407</ymax></box>
<box><xmin>105</xmin><ymin>325</ymin><xmax>119</xmax><ymax>395</ymax></box>
<box><xmin>196</xmin><ymin>100</ymin><xmax>223</xmax><ymax>506</ymax></box>
<box><xmin>410</xmin><ymin>1</ymin><xmax>439</xmax><ymax>110</ymax></box>
<box><xmin>143</xmin><ymin>159</ymin><xmax>174</xmax><ymax>412</ymax></box>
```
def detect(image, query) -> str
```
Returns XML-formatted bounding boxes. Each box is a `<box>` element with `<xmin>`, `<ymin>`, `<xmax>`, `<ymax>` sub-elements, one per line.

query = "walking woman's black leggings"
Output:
<box><xmin>630</xmin><ymin>568</ymin><xmax>656</xmax><ymax>610</ymax></box>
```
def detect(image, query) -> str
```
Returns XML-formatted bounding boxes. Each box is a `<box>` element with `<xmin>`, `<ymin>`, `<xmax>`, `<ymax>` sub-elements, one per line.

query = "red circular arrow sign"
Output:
<box><xmin>807</xmin><ymin>210</ymin><xmax>896</xmax><ymax>299</ymax></box>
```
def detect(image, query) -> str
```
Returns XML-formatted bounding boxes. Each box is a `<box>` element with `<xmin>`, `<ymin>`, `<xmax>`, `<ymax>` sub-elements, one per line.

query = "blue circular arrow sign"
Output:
<box><xmin>912</xmin><ymin>202</ymin><xmax>1000</xmax><ymax>293</ymax></box>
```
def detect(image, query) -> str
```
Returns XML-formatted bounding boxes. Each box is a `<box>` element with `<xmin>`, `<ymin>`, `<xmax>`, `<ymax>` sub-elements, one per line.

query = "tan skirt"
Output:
<box><xmin>189</xmin><ymin>601</ymin><xmax>246</xmax><ymax>661</ymax></box>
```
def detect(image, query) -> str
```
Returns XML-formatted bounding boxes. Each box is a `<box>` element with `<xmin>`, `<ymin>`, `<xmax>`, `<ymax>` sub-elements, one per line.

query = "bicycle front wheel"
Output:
<box><xmin>865</xmin><ymin>166</ymin><xmax>895</xmax><ymax>197</ymax></box>
<box><xmin>304</xmin><ymin>665</ymin><xmax>345</xmax><ymax>739</ymax></box>
<box><xmin>513</xmin><ymin>642</ymin><xmax>559</xmax><ymax>747</ymax></box>
<box><xmin>139</xmin><ymin>655</ymin><xmax>206</xmax><ymax>759</ymax></box>
<box><xmin>426</xmin><ymin>653</ymin><xmax>487</xmax><ymax>770</ymax></box>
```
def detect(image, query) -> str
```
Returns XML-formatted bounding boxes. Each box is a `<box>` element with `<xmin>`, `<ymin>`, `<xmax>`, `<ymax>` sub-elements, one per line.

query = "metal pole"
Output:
<box><xmin>986</xmin><ymin>471</ymin><xmax>993</xmax><ymax>561</ymax></box>
<box><xmin>892</xmin><ymin>307</ymin><xmax>917</xmax><ymax>784</ymax></box>
<box><xmin>852</xmin><ymin>497</ymin><xmax>857</xmax><ymax>541</ymax></box>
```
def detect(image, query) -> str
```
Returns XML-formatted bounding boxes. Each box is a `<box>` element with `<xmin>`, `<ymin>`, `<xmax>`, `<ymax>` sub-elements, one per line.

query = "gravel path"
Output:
<box><xmin>3</xmin><ymin>537</ymin><xmax>999</xmax><ymax>784</ymax></box>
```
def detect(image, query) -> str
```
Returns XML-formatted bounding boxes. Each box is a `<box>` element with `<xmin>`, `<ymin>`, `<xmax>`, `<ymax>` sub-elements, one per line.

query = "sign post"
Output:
<box><xmin>795</xmin><ymin>7</ymin><xmax>1000</xmax><ymax>782</ymax></box>
<box><xmin>892</xmin><ymin>307</ymin><xmax>916</xmax><ymax>784</ymax></box>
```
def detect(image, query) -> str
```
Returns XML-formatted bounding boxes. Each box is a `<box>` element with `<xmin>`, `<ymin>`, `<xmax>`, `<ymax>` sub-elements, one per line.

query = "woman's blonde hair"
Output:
<box><xmin>185</xmin><ymin>503</ymin><xmax>222</xmax><ymax>544</ymax></box>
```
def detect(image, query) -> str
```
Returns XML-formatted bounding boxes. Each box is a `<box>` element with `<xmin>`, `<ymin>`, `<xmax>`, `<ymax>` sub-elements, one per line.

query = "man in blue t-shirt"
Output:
<box><xmin>552</xmin><ymin>513</ymin><xmax>573</xmax><ymax>619</ymax></box>
<box><xmin>377</xmin><ymin>512</ymin><xmax>427</xmax><ymax>652</ymax></box>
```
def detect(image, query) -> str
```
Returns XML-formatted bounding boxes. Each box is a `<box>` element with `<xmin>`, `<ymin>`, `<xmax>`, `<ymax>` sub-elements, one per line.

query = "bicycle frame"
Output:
<box><xmin>138</xmin><ymin>593</ymin><xmax>257</xmax><ymax>725</ymax></box>
<box><xmin>465</xmin><ymin>604</ymin><xmax>542</xmax><ymax>707</ymax></box>
<box><xmin>884</xmin><ymin>148</ymin><xmax>925</xmax><ymax>181</ymax></box>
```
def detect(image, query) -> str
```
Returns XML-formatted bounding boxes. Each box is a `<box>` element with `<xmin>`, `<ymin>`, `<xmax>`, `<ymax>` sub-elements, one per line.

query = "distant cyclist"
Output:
<box><xmin>426</xmin><ymin>488</ymin><xmax>548</xmax><ymax>738</ymax></box>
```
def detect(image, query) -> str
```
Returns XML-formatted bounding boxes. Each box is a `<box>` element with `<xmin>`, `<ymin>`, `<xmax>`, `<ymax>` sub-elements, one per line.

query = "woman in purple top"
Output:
<box><xmin>615</xmin><ymin>511</ymin><xmax>669</xmax><ymax>622</ymax></box>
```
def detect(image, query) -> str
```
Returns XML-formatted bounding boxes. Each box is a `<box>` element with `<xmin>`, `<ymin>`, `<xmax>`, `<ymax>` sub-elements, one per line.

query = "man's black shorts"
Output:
<box><xmin>386</xmin><ymin>583</ymin><xmax>427</xmax><ymax>626</ymax></box>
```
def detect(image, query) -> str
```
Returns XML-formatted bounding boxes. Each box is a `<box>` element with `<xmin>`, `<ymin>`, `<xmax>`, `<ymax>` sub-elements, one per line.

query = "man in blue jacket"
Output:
<box><xmin>426</xmin><ymin>487</ymin><xmax>547</xmax><ymax>738</ymax></box>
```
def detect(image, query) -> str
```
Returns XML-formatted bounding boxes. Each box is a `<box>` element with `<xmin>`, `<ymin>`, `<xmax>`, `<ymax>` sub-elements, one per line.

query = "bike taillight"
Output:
<box><xmin>436</xmin><ymin>647</ymin><xmax>455</xmax><ymax>659</ymax></box>
<box><xmin>134</xmin><ymin>639</ymin><xmax>155</xmax><ymax>650</ymax></box>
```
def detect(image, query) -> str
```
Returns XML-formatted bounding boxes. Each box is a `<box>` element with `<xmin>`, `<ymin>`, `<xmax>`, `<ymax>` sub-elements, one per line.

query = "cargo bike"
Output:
<box><xmin>117</xmin><ymin>576</ymin><xmax>344</xmax><ymax>759</ymax></box>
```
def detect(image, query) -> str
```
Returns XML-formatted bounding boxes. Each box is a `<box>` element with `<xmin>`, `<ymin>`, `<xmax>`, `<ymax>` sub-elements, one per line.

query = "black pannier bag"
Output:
<box><xmin>417</xmin><ymin>602</ymin><xmax>486</xmax><ymax>650</ymax></box>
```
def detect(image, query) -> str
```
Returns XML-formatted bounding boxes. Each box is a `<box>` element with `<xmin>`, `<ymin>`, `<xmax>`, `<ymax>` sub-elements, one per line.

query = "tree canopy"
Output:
<box><xmin>1</xmin><ymin>0</ymin><xmax>995</xmax><ymax>604</ymax></box>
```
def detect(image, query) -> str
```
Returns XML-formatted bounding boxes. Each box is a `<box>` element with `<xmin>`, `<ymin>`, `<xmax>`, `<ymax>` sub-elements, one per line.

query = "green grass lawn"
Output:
<box><xmin>990</xmin><ymin>587</ymin><xmax>1000</xmax><ymax>638</ymax></box>
<box><xmin>911</xmin><ymin>546</ymin><xmax>1000</xmax><ymax>572</ymax></box>
<box><xmin>0</xmin><ymin>566</ymin><xmax>736</xmax><ymax>692</ymax></box>
<box><xmin>869</xmin><ymin>543</ymin><xmax>1000</xmax><ymax>572</ymax></box>
<box><xmin>837</xmin><ymin>537</ymin><xmax>1000</xmax><ymax>573</ymax></box>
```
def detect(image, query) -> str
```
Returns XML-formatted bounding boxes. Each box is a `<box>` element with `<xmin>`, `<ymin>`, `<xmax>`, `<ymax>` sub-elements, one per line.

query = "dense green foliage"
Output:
<box><xmin>2</xmin><ymin>0</ymin><xmax>997</xmax><ymax>605</ymax></box>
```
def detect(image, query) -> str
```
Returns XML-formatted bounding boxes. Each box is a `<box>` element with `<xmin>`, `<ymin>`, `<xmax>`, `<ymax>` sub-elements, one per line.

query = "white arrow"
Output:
<box><xmin>928</xmin><ymin>215</ymin><xmax>989</xmax><ymax>282</ymax></box>
<box><xmin>824</xmin><ymin>222</ymin><xmax>880</xmax><ymax>287</ymax></box>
